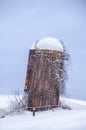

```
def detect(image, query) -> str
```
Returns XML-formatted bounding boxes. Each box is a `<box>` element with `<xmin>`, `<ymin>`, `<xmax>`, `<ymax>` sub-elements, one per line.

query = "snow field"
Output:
<box><xmin>0</xmin><ymin>95</ymin><xmax>86</xmax><ymax>130</ymax></box>
<box><xmin>0</xmin><ymin>109</ymin><xmax>86</xmax><ymax>130</ymax></box>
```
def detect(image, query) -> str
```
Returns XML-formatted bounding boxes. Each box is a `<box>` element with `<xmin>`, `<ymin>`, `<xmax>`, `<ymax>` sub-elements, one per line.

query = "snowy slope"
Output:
<box><xmin>60</xmin><ymin>97</ymin><xmax>86</xmax><ymax>110</ymax></box>
<box><xmin>0</xmin><ymin>95</ymin><xmax>86</xmax><ymax>130</ymax></box>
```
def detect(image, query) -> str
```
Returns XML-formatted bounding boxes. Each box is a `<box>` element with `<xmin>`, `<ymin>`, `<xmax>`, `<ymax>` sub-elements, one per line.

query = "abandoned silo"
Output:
<box><xmin>24</xmin><ymin>37</ymin><xmax>69</xmax><ymax>111</ymax></box>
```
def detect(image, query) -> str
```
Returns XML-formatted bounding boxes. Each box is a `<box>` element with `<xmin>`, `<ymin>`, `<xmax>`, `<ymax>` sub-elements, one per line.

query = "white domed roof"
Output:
<box><xmin>31</xmin><ymin>37</ymin><xmax>64</xmax><ymax>52</ymax></box>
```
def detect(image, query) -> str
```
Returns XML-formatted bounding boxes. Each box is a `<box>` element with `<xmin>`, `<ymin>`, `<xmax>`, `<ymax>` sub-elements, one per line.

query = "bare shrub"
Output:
<box><xmin>6</xmin><ymin>90</ymin><xmax>28</xmax><ymax>115</ymax></box>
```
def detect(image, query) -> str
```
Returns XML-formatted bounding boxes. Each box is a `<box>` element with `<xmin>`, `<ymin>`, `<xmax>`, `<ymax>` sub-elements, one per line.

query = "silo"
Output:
<box><xmin>24</xmin><ymin>37</ymin><xmax>67</xmax><ymax>111</ymax></box>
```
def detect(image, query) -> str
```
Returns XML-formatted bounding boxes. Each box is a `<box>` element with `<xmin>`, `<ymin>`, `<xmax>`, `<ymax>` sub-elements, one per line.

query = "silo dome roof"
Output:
<box><xmin>31</xmin><ymin>37</ymin><xmax>64</xmax><ymax>52</ymax></box>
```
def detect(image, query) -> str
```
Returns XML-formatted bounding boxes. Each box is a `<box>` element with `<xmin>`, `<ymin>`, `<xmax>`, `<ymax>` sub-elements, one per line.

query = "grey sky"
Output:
<box><xmin>0</xmin><ymin>0</ymin><xmax>86</xmax><ymax>100</ymax></box>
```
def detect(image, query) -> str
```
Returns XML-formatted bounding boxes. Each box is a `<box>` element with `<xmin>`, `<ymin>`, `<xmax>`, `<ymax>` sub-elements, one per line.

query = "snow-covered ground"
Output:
<box><xmin>0</xmin><ymin>95</ymin><xmax>86</xmax><ymax>130</ymax></box>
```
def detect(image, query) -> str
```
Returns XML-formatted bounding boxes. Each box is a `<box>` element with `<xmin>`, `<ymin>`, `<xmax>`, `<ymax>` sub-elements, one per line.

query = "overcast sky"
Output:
<box><xmin>0</xmin><ymin>0</ymin><xmax>86</xmax><ymax>101</ymax></box>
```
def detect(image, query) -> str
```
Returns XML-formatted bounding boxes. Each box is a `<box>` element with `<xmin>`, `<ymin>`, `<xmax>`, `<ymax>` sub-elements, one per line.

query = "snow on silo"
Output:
<box><xmin>31</xmin><ymin>37</ymin><xmax>63</xmax><ymax>52</ymax></box>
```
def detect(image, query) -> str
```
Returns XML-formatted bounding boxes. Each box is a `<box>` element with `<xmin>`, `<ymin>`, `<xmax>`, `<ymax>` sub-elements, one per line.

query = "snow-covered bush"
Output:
<box><xmin>6</xmin><ymin>94</ymin><xmax>28</xmax><ymax>115</ymax></box>
<box><xmin>61</xmin><ymin>104</ymin><xmax>71</xmax><ymax>110</ymax></box>
<box><xmin>60</xmin><ymin>98</ymin><xmax>72</xmax><ymax>110</ymax></box>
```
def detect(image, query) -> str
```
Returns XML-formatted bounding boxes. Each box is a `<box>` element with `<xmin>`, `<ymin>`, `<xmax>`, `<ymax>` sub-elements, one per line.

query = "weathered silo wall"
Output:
<box><xmin>24</xmin><ymin>37</ymin><xmax>69</xmax><ymax>111</ymax></box>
